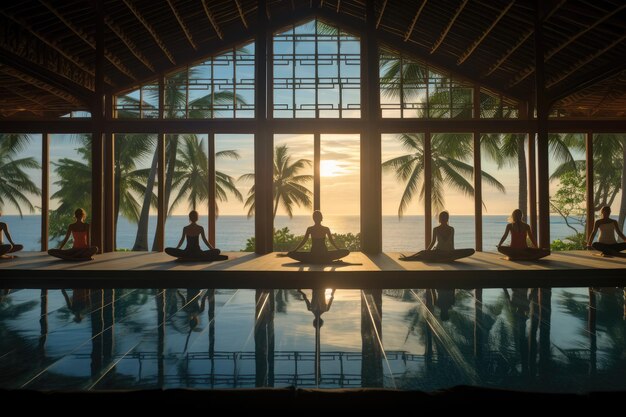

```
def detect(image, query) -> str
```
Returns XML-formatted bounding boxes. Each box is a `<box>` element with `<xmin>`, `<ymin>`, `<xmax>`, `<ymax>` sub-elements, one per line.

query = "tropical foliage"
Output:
<box><xmin>244</xmin><ymin>226</ymin><xmax>360</xmax><ymax>252</ymax></box>
<box><xmin>0</xmin><ymin>134</ymin><xmax>41</xmax><ymax>216</ymax></box>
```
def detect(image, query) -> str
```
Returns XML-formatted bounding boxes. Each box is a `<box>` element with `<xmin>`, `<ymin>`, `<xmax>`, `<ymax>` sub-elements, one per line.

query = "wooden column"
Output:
<box><xmin>473</xmin><ymin>86</ymin><xmax>482</xmax><ymax>251</ymax></box>
<box><xmin>103</xmin><ymin>93</ymin><xmax>114</xmax><ymax>252</ymax></box>
<box><xmin>585</xmin><ymin>131</ymin><xmax>594</xmax><ymax>240</ymax></box>
<box><xmin>360</xmin><ymin>0</ymin><xmax>382</xmax><ymax>254</ymax></box>
<box><xmin>525</xmin><ymin>101</ymin><xmax>538</xmax><ymax>238</ymax></box>
<box><xmin>41</xmin><ymin>132</ymin><xmax>49</xmax><ymax>251</ymax></box>
<box><xmin>208</xmin><ymin>132</ymin><xmax>216</xmax><ymax>247</ymax></box>
<box><xmin>155</xmin><ymin>76</ymin><xmax>166</xmax><ymax>252</ymax></box>
<box><xmin>534</xmin><ymin>1</ymin><xmax>550</xmax><ymax>249</ymax></box>
<box><xmin>254</xmin><ymin>0</ymin><xmax>273</xmax><ymax>253</ymax></box>
<box><xmin>314</xmin><ymin>133</ymin><xmax>320</xmax><ymax>210</ymax></box>
<box><xmin>91</xmin><ymin>0</ymin><xmax>105</xmax><ymax>253</ymax></box>
<box><xmin>424</xmin><ymin>131</ymin><xmax>432</xmax><ymax>247</ymax></box>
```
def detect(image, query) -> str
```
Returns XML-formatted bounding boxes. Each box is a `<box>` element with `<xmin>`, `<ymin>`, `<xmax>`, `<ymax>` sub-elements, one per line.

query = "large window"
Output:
<box><xmin>593</xmin><ymin>134</ymin><xmax>625</xmax><ymax>232</ymax></box>
<box><xmin>273</xmin><ymin>19</ymin><xmax>360</xmax><ymax>118</ymax></box>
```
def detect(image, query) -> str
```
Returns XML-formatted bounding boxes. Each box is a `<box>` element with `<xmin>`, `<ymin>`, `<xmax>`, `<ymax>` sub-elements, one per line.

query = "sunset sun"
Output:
<box><xmin>320</xmin><ymin>159</ymin><xmax>341</xmax><ymax>177</ymax></box>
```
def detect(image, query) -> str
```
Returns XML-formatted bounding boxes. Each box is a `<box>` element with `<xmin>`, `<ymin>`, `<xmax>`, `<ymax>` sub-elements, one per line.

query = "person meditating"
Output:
<box><xmin>287</xmin><ymin>210</ymin><xmax>349</xmax><ymax>264</ymax></box>
<box><xmin>497</xmin><ymin>209</ymin><xmax>550</xmax><ymax>261</ymax></box>
<box><xmin>587</xmin><ymin>206</ymin><xmax>626</xmax><ymax>257</ymax></box>
<box><xmin>0</xmin><ymin>210</ymin><xmax>23</xmax><ymax>258</ymax></box>
<box><xmin>298</xmin><ymin>288</ymin><xmax>335</xmax><ymax>328</ymax></box>
<box><xmin>165</xmin><ymin>210</ymin><xmax>227</xmax><ymax>262</ymax></box>
<box><xmin>48</xmin><ymin>208</ymin><xmax>98</xmax><ymax>261</ymax></box>
<box><xmin>400</xmin><ymin>211</ymin><xmax>474</xmax><ymax>262</ymax></box>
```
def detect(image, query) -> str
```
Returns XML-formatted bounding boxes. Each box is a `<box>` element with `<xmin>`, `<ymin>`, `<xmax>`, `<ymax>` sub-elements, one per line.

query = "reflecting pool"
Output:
<box><xmin>0</xmin><ymin>287</ymin><xmax>624</xmax><ymax>392</ymax></box>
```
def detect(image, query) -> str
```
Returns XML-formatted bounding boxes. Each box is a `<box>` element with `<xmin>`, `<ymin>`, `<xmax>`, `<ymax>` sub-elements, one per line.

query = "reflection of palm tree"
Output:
<box><xmin>168</xmin><ymin>136</ymin><xmax>243</xmax><ymax>215</ymax></box>
<box><xmin>0</xmin><ymin>134</ymin><xmax>41</xmax><ymax>216</ymax></box>
<box><xmin>241</xmin><ymin>144</ymin><xmax>313</xmax><ymax>219</ymax></box>
<box><xmin>382</xmin><ymin>133</ymin><xmax>504</xmax><ymax>215</ymax></box>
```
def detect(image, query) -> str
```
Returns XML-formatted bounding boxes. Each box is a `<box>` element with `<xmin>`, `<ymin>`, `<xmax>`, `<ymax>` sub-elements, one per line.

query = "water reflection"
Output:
<box><xmin>0</xmin><ymin>286</ymin><xmax>625</xmax><ymax>392</ymax></box>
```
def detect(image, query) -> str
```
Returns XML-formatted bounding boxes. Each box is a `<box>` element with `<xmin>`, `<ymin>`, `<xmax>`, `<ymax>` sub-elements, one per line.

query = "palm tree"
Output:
<box><xmin>168</xmin><ymin>135</ymin><xmax>243</xmax><ymax>215</ymax></box>
<box><xmin>0</xmin><ymin>134</ymin><xmax>41</xmax><ymax>216</ymax></box>
<box><xmin>241</xmin><ymin>144</ymin><xmax>313</xmax><ymax>219</ymax></box>
<box><xmin>382</xmin><ymin>133</ymin><xmax>505</xmax><ymax>216</ymax></box>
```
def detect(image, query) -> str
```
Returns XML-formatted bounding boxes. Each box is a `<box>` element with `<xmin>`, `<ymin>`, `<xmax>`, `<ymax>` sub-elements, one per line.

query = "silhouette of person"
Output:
<box><xmin>400</xmin><ymin>211</ymin><xmax>474</xmax><ymax>262</ymax></box>
<box><xmin>165</xmin><ymin>210</ymin><xmax>227</xmax><ymax>261</ymax></box>
<box><xmin>48</xmin><ymin>208</ymin><xmax>98</xmax><ymax>261</ymax></box>
<box><xmin>0</xmin><ymin>210</ymin><xmax>23</xmax><ymax>258</ymax></box>
<box><xmin>587</xmin><ymin>206</ymin><xmax>626</xmax><ymax>256</ymax></box>
<box><xmin>61</xmin><ymin>288</ymin><xmax>91</xmax><ymax>323</ymax></box>
<box><xmin>177</xmin><ymin>288</ymin><xmax>207</xmax><ymax>331</ymax></box>
<box><xmin>298</xmin><ymin>288</ymin><xmax>335</xmax><ymax>328</ymax></box>
<box><xmin>497</xmin><ymin>209</ymin><xmax>550</xmax><ymax>261</ymax></box>
<box><xmin>287</xmin><ymin>210</ymin><xmax>349</xmax><ymax>264</ymax></box>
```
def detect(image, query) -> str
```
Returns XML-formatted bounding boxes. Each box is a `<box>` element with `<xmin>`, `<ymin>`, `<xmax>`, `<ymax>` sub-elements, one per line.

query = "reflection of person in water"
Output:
<box><xmin>400</xmin><ymin>211</ymin><xmax>474</xmax><ymax>262</ymax></box>
<box><xmin>587</xmin><ymin>206</ymin><xmax>626</xmax><ymax>256</ymax></box>
<box><xmin>61</xmin><ymin>289</ymin><xmax>91</xmax><ymax>322</ymax></box>
<box><xmin>298</xmin><ymin>289</ymin><xmax>335</xmax><ymax>328</ymax></box>
<box><xmin>177</xmin><ymin>288</ymin><xmax>207</xmax><ymax>330</ymax></box>
<box><xmin>434</xmin><ymin>289</ymin><xmax>456</xmax><ymax>321</ymax></box>
<box><xmin>0</xmin><ymin>211</ymin><xmax>23</xmax><ymax>258</ymax></box>
<box><xmin>165</xmin><ymin>211</ymin><xmax>227</xmax><ymax>261</ymax></box>
<box><xmin>48</xmin><ymin>208</ymin><xmax>98</xmax><ymax>261</ymax></box>
<box><xmin>287</xmin><ymin>211</ymin><xmax>349</xmax><ymax>264</ymax></box>
<box><xmin>497</xmin><ymin>209</ymin><xmax>550</xmax><ymax>261</ymax></box>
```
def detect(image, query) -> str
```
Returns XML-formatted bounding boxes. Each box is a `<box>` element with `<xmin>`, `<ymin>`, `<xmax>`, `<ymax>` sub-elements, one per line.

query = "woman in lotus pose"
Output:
<box><xmin>400</xmin><ymin>211</ymin><xmax>474</xmax><ymax>262</ymax></box>
<box><xmin>587</xmin><ymin>206</ymin><xmax>626</xmax><ymax>256</ymax></box>
<box><xmin>165</xmin><ymin>210</ymin><xmax>227</xmax><ymax>261</ymax></box>
<box><xmin>287</xmin><ymin>210</ymin><xmax>349</xmax><ymax>264</ymax></box>
<box><xmin>298</xmin><ymin>288</ymin><xmax>335</xmax><ymax>329</ymax></box>
<box><xmin>48</xmin><ymin>208</ymin><xmax>98</xmax><ymax>261</ymax></box>
<box><xmin>497</xmin><ymin>209</ymin><xmax>550</xmax><ymax>261</ymax></box>
<box><xmin>0</xmin><ymin>211</ymin><xmax>23</xmax><ymax>258</ymax></box>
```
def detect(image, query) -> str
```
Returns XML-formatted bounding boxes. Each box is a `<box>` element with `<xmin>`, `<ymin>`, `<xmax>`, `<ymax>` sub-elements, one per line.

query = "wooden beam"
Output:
<box><xmin>234</xmin><ymin>0</ymin><xmax>248</xmax><ymax>29</ymax></box>
<box><xmin>473</xmin><ymin>86</ymin><xmax>482</xmax><ymax>251</ymax></box>
<box><xmin>166</xmin><ymin>0</ymin><xmax>198</xmax><ymax>50</ymax></box>
<box><xmin>103</xmin><ymin>93</ymin><xmax>115</xmax><ymax>252</ymax></box>
<box><xmin>201</xmin><ymin>0</ymin><xmax>224</xmax><ymax>40</ymax></box>
<box><xmin>404</xmin><ymin>0</ymin><xmax>427</xmax><ymax>41</ymax></box>
<box><xmin>424</xmin><ymin>132</ymin><xmax>432</xmax><ymax>248</ymax></box>
<box><xmin>314</xmin><ymin>133</ymin><xmax>320</xmax><ymax>211</ymax></box>
<box><xmin>545</xmin><ymin>4</ymin><xmax>626</xmax><ymax>61</ymax></box>
<box><xmin>208</xmin><ymin>133</ymin><xmax>216</xmax><ymax>247</ymax></box>
<box><xmin>549</xmin><ymin>61</ymin><xmax>626</xmax><ymax>103</ymax></box>
<box><xmin>457</xmin><ymin>1</ymin><xmax>515</xmax><ymax>65</ymax></box>
<box><xmin>39</xmin><ymin>0</ymin><xmax>136</xmax><ymax>81</ymax></box>
<box><xmin>431</xmin><ymin>0</ymin><xmax>468</xmax><ymax>53</ymax></box>
<box><xmin>0</xmin><ymin>10</ymin><xmax>97</xmax><ymax>80</ymax></box>
<box><xmin>0</xmin><ymin>62</ymin><xmax>88</xmax><ymax>106</ymax></box>
<box><xmin>485</xmin><ymin>29</ymin><xmax>532</xmax><ymax>76</ymax></box>
<box><xmin>585</xmin><ymin>132</ymin><xmax>594</xmax><ymax>241</ymax></box>
<box><xmin>122</xmin><ymin>0</ymin><xmax>176</xmax><ymax>64</ymax></box>
<box><xmin>336</xmin><ymin>0</ymin><xmax>341</xmax><ymax>13</ymax></box>
<box><xmin>41</xmin><ymin>133</ymin><xmax>49</xmax><ymax>252</ymax></box>
<box><xmin>528</xmin><ymin>132</ymin><xmax>537</xmax><ymax>245</ymax></box>
<box><xmin>105</xmin><ymin>16</ymin><xmax>156</xmax><ymax>72</ymax></box>
<box><xmin>376</xmin><ymin>0</ymin><xmax>388</xmax><ymax>29</ymax></box>
<box><xmin>156</xmin><ymin>76</ymin><xmax>165</xmax><ymax>253</ymax></box>
<box><xmin>546</xmin><ymin>34</ymin><xmax>626</xmax><ymax>88</ymax></box>
<box><xmin>91</xmin><ymin>0</ymin><xmax>105</xmax><ymax>254</ymax></box>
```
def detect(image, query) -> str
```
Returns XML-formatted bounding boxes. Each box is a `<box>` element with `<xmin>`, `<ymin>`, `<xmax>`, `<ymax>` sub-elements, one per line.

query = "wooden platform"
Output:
<box><xmin>1</xmin><ymin>250</ymin><xmax>625</xmax><ymax>289</ymax></box>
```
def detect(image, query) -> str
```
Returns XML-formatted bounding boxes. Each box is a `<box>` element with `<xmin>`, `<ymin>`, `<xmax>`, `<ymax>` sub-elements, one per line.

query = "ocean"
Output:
<box><xmin>2</xmin><ymin>214</ymin><xmax>583</xmax><ymax>252</ymax></box>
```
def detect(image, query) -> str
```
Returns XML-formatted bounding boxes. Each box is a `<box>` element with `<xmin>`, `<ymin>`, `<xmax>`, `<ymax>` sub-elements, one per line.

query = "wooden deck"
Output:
<box><xmin>1</xmin><ymin>250</ymin><xmax>625</xmax><ymax>288</ymax></box>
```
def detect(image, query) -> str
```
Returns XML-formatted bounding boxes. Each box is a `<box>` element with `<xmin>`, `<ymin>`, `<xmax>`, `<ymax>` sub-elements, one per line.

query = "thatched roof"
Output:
<box><xmin>0</xmin><ymin>0</ymin><xmax>624</xmax><ymax>118</ymax></box>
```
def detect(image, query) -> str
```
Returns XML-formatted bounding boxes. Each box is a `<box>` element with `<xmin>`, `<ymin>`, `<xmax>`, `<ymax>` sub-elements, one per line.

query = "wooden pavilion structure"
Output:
<box><xmin>0</xmin><ymin>0</ymin><xmax>625</xmax><ymax>256</ymax></box>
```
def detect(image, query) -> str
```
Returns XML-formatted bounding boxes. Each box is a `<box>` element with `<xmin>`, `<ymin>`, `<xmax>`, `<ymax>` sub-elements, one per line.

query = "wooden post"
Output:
<box><xmin>314</xmin><ymin>133</ymin><xmax>320</xmax><ymax>211</ymax></box>
<box><xmin>585</xmin><ymin>131</ymin><xmax>594</xmax><ymax>240</ymax></box>
<box><xmin>103</xmin><ymin>93</ymin><xmax>114</xmax><ymax>252</ymax></box>
<box><xmin>473</xmin><ymin>86</ymin><xmax>482</xmax><ymax>251</ymax></box>
<box><xmin>524</xmin><ymin>100</ymin><xmax>538</xmax><ymax>238</ymax></box>
<box><xmin>41</xmin><ymin>132</ymin><xmax>49</xmax><ymax>251</ymax></box>
<box><xmin>155</xmin><ymin>76</ymin><xmax>166</xmax><ymax>252</ymax></box>
<box><xmin>208</xmin><ymin>132</ymin><xmax>216</xmax><ymax>247</ymax></box>
<box><xmin>91</xmin><ymin>0</ymin><xmax>105</xmax><ymax>253</ymax></box>
<box><xmin>254</xmin><ymin>0</ymin><xmax>273</xmax><ymax>253</ymax></box>
<box><xmin>360</xmin><ymin>0</ymin><xmax>382</xmax><ymax>254</ymax></box>
<box><xmin>534</xmin><ymin>1</ymin><xmax>550</xmax><ymax>249</ymax></box>
<box><xmin>424</xmin><ymin>132</ymin><xmax>432</xmax><ymax>247</ymax></box>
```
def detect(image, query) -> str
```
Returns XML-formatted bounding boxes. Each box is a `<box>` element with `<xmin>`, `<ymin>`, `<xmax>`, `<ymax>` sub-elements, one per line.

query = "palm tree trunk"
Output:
<box><xmin>150</xmin><ymin>135</ymin><xmax>178</xmax><ymax>251</ymax></box>
<box><xmin>517</xmin><ymin>137</ymin><xmax>528</xmax><ymax>221</ymax></box>
<box><xmin>619</xmin><ymin>136</ymin><xmax>626</xmax><ymax>230</ymax></box>
<box><xmin>273</xmin><ymin>193</ymin><xmax>280</xmax><ymax>220</ymax></box>
<box><xmin>113</xmin><ymin>160</ymin><xmax>121</xmax><ymax>236</ymax></box>
<box><xmin>132</xmin><ymin>148</ymin><xmax>158</xmax><ymax>251</ymax></box>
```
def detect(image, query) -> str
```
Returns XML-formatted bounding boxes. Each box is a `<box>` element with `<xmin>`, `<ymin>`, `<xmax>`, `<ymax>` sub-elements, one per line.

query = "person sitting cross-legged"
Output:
<box><xmin>0</xmin><ymin>210</ymin><xmax>23</xmax><ymax>258</ymax></box>
<box><xmin>287</xmin><ymin>210</ymin><xmax>349</xmax><ymax>264</ymax></box>
<box><xmin>497</xmin><ymin>209</ymin><xmax>550</xmax><ymax>261</ymax></box>
<box><xmin>164</xmin><ymin>210</ymin><xmax>228</xmax><ymax>262</ymax></box>
<box><xmin>586</xmin><ymin>205</ymin><xmax>626</xmax><ymax>257</ymax></box>
<box><xmin>48</xmin><ymin>208</ymin><xmax>98</xmax><ymax>261</ymax></box>
<box><xmin>400</xmin><ymin>211</ymin><xmax>474</xmax><ymax>262</ymax></box>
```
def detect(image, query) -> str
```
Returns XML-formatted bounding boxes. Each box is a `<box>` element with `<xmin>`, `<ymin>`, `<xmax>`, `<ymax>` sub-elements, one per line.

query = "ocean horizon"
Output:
<box><xmin>2</xmin><ymin>214</ymin><xmax>587</xmax><ymax>252</ymax></box>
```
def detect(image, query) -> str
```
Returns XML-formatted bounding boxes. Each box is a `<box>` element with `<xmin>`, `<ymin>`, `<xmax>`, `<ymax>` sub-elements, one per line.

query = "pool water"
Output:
<box><xmin>0</xmin><ymin>287</ymin><xmax>624</xmax><ymax>392</ymax></box>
